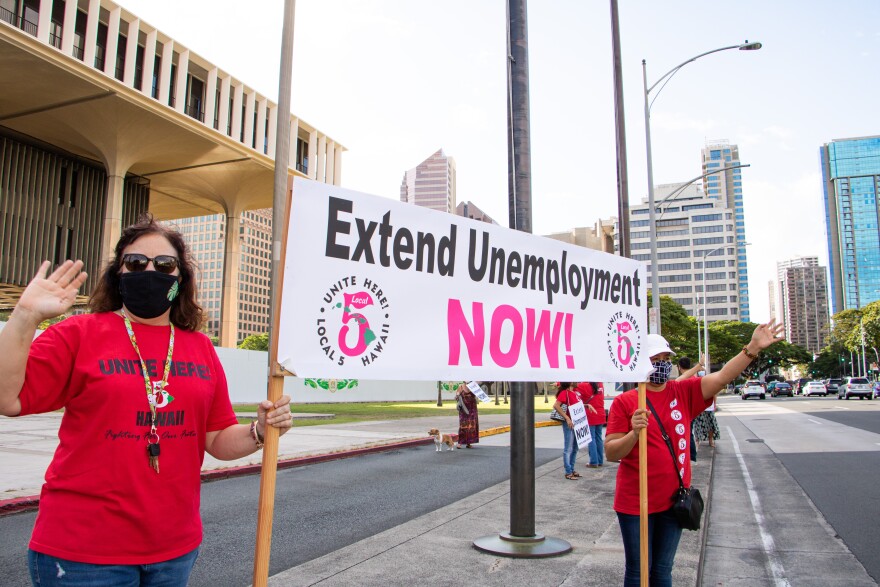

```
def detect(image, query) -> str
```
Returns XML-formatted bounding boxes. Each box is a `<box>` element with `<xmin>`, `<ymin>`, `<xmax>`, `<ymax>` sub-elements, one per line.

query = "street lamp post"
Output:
<box><xmin>642</xmin><ymin>41</ymin><xmax>761</xmax><ymax>335</ymax></box>
<box><xmin>700</xmin><ymin>243</ymin><xmax>750</xmax><ymax>373</ymax></box>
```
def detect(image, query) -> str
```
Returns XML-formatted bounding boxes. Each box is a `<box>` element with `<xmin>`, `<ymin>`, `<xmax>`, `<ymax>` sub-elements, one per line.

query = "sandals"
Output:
<box><xmin>565</xmin><ymin>473</ymin><xmax>580</xmax><ymax>480</ymax></box>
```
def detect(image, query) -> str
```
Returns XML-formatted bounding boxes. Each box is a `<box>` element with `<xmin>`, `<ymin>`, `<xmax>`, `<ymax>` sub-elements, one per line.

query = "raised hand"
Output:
<box><xmin>16</xmin><ymin>260</ymin><xmax>88</xmax><ymax>323</ymax></box>
<box><xmin>749</xmin><ymin>319</ymin><xmax>785</xmax><ymax>352</ymax></box>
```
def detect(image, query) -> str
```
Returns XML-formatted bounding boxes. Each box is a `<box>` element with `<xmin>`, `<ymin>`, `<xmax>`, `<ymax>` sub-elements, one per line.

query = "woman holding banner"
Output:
<box><xmin>455</xmin><ymin>383</ymin><xmax>480</xmax><ymax>448</ymax></box>
<box><xmin>0</xmin><ymin>216</ymin><xmax>294</xmax><ymax>586</ymax></box>
<box><xmin>605</xmin><ymin>324</ymin><xmax>783</xmax><ymax>586</ymax></box>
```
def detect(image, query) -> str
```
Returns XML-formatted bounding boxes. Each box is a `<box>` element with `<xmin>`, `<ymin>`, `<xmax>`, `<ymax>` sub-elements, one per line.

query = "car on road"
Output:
<box><xmin>802</xmin><ymin>381</ymin><xmax>828</xmax><ymax>397</ymax></box>
<box><xmin>838</xmin><ymin>377</ymin><xmax>873</xmax><ymax>400</ymax></box>
<box><xmin>825</xmin><ymin>378</ymin><xmax>843</xmax><ymax>395</ymax></box>
<box><xmin>769</xmin><ymin>381</ymin><xmax>794</xmax><ymax>397</ymax></box>
<box><xmin>741</xmin><ymin>380</ymin><xmax>766</xmax><ymax>400</ymax></box>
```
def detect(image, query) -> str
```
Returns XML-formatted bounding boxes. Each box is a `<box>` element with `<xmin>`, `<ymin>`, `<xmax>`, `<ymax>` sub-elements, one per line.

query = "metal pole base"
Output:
<box><xmin>473</xmin><ymin>532</ymin><xmax>572</xmax><ymax>558</ymax></box>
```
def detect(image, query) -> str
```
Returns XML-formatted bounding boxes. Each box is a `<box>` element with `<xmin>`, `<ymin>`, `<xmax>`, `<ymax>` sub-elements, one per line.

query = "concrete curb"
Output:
<box><xmin>0</xmin><ymin>420</ymin><xmax>525</xmax><ymax>517</ymax></box>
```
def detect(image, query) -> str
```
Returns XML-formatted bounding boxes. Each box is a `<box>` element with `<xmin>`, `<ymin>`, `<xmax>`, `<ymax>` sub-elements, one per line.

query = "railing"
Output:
<box><xmin>49</xmin><ymin>33</ymin><xmax>62</xmax><ymax>49</ymax></box>
<box><xmin>0</xmin><ymin>6</ymin><xmax>38</xmax><ymax>36</ymax></box>
<box><xmin>184</xmin><ymin>103</ymin><xmax>205</xmax><ymax>123</ymax></box>
<box><xmin>73</xmin><ymin>44</ymin><xmax>84</xmax><ymax>61</ymax></box>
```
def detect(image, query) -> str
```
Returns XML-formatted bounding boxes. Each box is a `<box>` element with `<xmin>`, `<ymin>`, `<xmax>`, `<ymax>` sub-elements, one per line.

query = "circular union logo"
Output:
<box><xmin>316</xmin><ymin>276</ymin><xmax>391</xmax><ymax>367</ymax></box>
<box><xmin>605</xmin><ymin>311</ymin><xmax>642</xmax><ymax>372</ymax></box>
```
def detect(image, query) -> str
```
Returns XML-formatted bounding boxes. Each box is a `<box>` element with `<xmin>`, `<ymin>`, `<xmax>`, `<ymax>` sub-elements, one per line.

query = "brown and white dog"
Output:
<box><xmin>428</xmin><ymin>428</ymin><xmax>457</xmax><ymax>451</ymax></box>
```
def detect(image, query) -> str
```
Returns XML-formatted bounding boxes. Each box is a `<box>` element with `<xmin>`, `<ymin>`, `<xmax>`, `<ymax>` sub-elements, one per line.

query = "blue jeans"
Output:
<box><xmin>588</xmin><ymin>424</ymin><xmax>604</xmax><ymax>465</ymax></box>
<box><xmin>28</xmin><ymin>548</ymin><xmax>199</xmax><ymax>587</ymax></box>
<box><xmin>617</xmin><ymin>509</ymin><xmax>683</xmax><ymax>587</ymax></box>
<box><xmin>561</xmin><ymin>423</ymin><xmax>578</xmax><ymax>475</ymax></box>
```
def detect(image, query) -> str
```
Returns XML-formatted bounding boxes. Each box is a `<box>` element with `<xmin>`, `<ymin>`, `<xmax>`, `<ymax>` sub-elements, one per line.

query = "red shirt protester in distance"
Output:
<box><xmin>577</xmin><ymin>382</ymin><xmax>606</xmax><ymax>426</ymax></box>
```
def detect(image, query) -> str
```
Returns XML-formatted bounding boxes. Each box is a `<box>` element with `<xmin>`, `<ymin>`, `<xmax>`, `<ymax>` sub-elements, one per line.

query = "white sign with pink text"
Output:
<box><xmin>277</xmin><ymin>179</ymin><xmax>650</xmax><ymax>382</ymax></box>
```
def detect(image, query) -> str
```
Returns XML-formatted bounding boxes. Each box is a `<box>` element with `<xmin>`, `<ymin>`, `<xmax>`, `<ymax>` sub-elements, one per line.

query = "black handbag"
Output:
<box><xmin>646</xmin><ymin>400</ymin><xmax>704</xmax><ymax>531</ymax></box>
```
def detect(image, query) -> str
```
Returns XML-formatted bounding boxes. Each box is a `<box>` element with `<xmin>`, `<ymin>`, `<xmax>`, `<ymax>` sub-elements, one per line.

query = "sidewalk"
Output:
<box><xmin>0</xmin><ymin>411</ymin><xmax>713</xmax><ymax>586</ymax></box>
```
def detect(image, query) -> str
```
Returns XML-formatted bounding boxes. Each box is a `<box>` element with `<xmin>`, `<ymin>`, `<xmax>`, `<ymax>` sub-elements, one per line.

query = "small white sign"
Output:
<box><xmin>466</xmin><ymin>380</ymin><xmax>491</xmax><ymax>403</ymax></box>
<box><xmin>568</xmin><ymin>401</ymin><xmax>592</xmax><ymax>448</ymax></box>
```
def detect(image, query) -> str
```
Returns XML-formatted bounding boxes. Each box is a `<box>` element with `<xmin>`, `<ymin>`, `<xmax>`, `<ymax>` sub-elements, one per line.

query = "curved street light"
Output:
<box><xmin>699</xmin><ymin>242</ymin><xmax>751</xmax><ymax>373</ymax></box>
<box><xmin>643</xmin><ymin>41</ymin><xmax>761</xmax><ymax>334</ymax></box>
<box><xmin>655</xmin><ymin>164</ymin><xmax>751</xmax><ymax>224</ymax></box>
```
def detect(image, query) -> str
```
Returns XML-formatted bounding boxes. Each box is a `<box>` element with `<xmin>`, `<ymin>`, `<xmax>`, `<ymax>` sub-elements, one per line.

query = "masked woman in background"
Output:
<box><xmin>0</xmin><ymin>216</ymin><xmax>293</xmax><ymax>586</ymax></box>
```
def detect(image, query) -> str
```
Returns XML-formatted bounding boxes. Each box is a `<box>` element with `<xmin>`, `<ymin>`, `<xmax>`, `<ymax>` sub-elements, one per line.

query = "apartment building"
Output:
<box><xmin>771</xmin><ymin>256</ymin><xmax>829</xmax><ymax>355</ymax></box>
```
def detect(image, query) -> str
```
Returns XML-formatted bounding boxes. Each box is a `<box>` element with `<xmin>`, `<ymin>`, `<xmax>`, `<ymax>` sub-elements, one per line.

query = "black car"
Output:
<box><xmin>770</xmin><ymin>382</ymin><xmax>793</xmax><ymax>397</ymax></box>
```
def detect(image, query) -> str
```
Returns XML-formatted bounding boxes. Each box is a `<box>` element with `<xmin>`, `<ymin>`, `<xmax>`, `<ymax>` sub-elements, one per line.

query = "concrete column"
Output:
<box><xmin>217</xmin><ymin>76</ymin><xmax>231</xmax><ymax>135</ymax></box>
<box><xmin>205</xmin><ymin>67</ymin><xmax>218</xmax><ymax>129</ymax></box>
<box><xmin>243</xmin><ymin>90</ymin><xmax>256</xmax><ymax>149</ymax></box>
<box><xmin>83</xmin><ymin>0</ymin><xmax>101</xmax><ymax>67</ymax></box>
<box><xmin>61</xmin><ymin>0</ymin><xmax>77</xmax><ymax>55</ymax></box>
<box><xmin>220</xmin><ymin>210</ymin><xmax>243</xmax><ymax>348</ymax></box>
<box><xmin>316</xmin><ymin>134</ymin><xmax>327</xmax><ymax>183</ymax></box>
<box><xmin>307</xmin><ymin>129</ymin><xmax>318</xmax><ymax>180</ymax></box>
<box><xmin>100</xmin><ymin>174</ymin><xmax>126</xmax><ymax>266</ymax></box>
<box><xmin>255</xmin><ymin>98</ymin><xmax>268</xmax><ymax>154</ymax></box>
<box><xmin>158</xmin><ymin>40</ymin><xmax>173</xmax><ymax>105</ymax></box>
<box><xmin>141</xmin><ymin>29</ymin><xmax>157</xmax><ymax>97</ymax></box>
<box><xmin>325</xmin><ymin>140</ymin><xmax>335</xmax><ymax>186</ymax></box>
<box><xmin>122</xmin><ymin>19</ymin><xmax>139</xmax><ymax>87</ymax></box>
<box><xmin>230</xmin><ymin>84</ymin><xmax>243</xmax><ymax>142</ymax></box>
<box><xmin>267</xmin><ymin>107</ymin><xmax>279</xmax><ymax>159</ymax></box>
<box><xmin>334</xmin><ymin>146</ymin><xmax>343</xmax><ymax>186</ymax></box>
<box><xmin>37</xmin><ymin>0</ymin><xmax>52</xmax><ymax>43</ymax></box>
<box><xmin>103</xmin><ymin>8</ymin><xmax>120</xmax><ymax>77</ymax></box>
<box><xmin>174</xmin><ymin>49</ymin><xmax>189</xmax><ymax>114</ymax></box>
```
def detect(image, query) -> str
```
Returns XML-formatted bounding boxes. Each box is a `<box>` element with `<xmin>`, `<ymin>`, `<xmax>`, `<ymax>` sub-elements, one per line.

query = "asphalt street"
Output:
<box><xmin>0</xmin><ymin>443</ymin><xmax>560</xmax><ymax>587</ymax></box>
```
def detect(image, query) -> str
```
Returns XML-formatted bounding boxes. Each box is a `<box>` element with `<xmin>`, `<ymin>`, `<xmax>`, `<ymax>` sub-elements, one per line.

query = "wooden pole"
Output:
<box><xmin>252</xmin><ymin>1</ymin><xmax>295</xmax><ymax>583</ymax></box>
<box><xmin>638</xmin><ymin>382</ymin><xmax>648</xmax><ymax>587</ymax></box>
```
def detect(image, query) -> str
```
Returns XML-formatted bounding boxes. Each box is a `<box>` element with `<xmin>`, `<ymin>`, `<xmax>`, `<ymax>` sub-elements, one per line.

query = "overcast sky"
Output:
<box><xmin>119</xmin><ymin>0</ymin><xmax>880</xmax><ymax>323</ymax></box>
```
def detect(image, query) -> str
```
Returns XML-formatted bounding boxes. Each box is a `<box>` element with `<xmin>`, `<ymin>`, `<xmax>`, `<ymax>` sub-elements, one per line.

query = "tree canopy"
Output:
<box><xmin>238</xmin><ymin>332</ymin><xmax>269</xmax><ymax>351</ymax></box>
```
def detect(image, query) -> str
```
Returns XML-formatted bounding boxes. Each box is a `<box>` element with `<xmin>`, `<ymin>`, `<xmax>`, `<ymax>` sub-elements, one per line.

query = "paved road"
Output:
<box><xmin>703</xmin><ymin>395</ymin><xmax>880</xmax><ymax>585</ymax></box>
<box><xmin>0</xmin><ymin>442</ymin><xmax>560</xmax><ymax>587</ymax></box>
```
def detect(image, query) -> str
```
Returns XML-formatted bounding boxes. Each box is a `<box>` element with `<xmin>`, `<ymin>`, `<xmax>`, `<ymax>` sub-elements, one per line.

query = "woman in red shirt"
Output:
<box><xmin>606</xmin><ymin>325</ymin><xmax>783</xmax><ymax>587</ymax></box>
<box><xmin>577</xmin><ymin>382</ymin><xmax>606</xmax><ymax>468</ymax></box>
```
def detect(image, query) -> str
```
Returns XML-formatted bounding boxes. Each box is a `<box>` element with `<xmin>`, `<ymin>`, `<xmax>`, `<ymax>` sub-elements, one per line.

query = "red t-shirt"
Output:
<box><xmin>606</xmin><ymin>378</ymin><xmax>710</xmax><ymax>515</ymax></box>
<box><xmin>577</xmin><ymin>382</ymin><xmax>606</xmax><ymax>425</ymax></box>
<box><xmin>555</xmin><ymin>388</ymin><xmax>583</xmax><ymax>414</ymax></box>
<box><xmin>18</xmin><ymin>312</ymin><xmax>238</xmax><ymax>564</ymax></box>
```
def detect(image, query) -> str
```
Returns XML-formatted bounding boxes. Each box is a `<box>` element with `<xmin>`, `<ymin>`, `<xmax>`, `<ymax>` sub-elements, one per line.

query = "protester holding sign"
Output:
<box><xmin>553</xmin><ymin>382</ymin><xmax>586</xmax><ymax>480</ymax></box>
<box><xmin>605</xmin><ymin>323</ymin><xmax>783</xmax><ymax>587</ymax></box>
<box><xmin>0</xmin><ymin>217</ymin><xmax>294</xmax><ymax>585</ymax></box>
<box><xmin>455</xmin><ymin>383</ymin><xmax>480</xmax><ymax>448</ymax></box>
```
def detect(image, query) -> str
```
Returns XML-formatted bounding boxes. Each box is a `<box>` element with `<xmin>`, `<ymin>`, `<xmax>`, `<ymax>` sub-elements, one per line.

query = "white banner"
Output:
<box><xmin>277</xmin><ymin>179</ymin><xmax>651</xmax><ymax>382</ymax></box>
<box><xmin>466</xmin><ymin>380</ymin><xmax>491</xmax><ymax>403</ymax></box>
<box><xmin>568</xmin><ymin>401</ymin><xmax>592</xmax><ymax>449</ymax></box>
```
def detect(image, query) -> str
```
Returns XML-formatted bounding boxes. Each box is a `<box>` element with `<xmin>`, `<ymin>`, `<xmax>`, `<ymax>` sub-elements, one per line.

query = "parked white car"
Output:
<box><xmin>802</xmin><ymin>381</ymin><xmax>828</xmax><ymax>397</ymax></box>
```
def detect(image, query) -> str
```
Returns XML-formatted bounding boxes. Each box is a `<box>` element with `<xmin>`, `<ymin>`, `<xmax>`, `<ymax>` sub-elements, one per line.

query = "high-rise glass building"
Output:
<box><xmin>400</xmin><ymin>149</ymin><xmax>456</xmax><ymax>214</ymax></box>
<box><xmin>820</xmin><ymin>136</ymin><xmax>880</xmax><ymax>314</ymax></box>
<box><xmin>701</xmin><ymin>141</ymin><xmax>750</xmax><ymax>322</ymax></box>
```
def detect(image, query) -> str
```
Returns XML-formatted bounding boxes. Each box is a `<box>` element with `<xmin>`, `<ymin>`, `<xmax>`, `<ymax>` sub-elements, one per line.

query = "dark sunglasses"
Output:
<box><xmin>122</xmin><ymin>254</ymin><xmax>179</xmax><ymax>274</ymax></box>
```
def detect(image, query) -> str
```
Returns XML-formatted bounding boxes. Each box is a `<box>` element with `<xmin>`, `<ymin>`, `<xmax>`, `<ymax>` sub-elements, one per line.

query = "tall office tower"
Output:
<box><xmin>701</xmin><ymin>141</ymin><xmax>750</xmax><ymax>322</ymax></box>
<box><xmin>772</xmin><ymin>256</ymin><xmax>830</xmax><ymax>355</ymax></box>
<box><xmin>629</xmin><ymin>183</ymin><xmax>741</xmax><ymax>323</ymax></box>
<box><xmin>819</xmin><ymin>136</ymin><xmax>880</xmax><ymax>314</ymax></box>
<box><xmin>400</xmin><ymin>149</ymin><xmax>457</xmax><ymax>214</ymax></box>
<box><xmin>169</xmin><ymin>209</ymin><xmax>272</xmax><ymax>343</ymax></box>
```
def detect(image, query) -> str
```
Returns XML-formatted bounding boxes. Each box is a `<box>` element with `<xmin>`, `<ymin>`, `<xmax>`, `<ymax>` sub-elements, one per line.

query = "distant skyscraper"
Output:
<box><xmin>455</xmin><ymin>201</ymin><xmax>497</xmax><ymax>224</ymax></box>
<box><xmin>701</xmin><ymin>141</ymin><xmax>750</xmax><ymax>322</ymax></box>
<box><xmin>400</xmin><ymin>149</ymin><xmax>457</xmax><ymax>214</ymax></box>
<box><xmin>820</xmin><ymin>136</ymin><xmax>880</xmax><ymax>314</ymax></box>
<box><xmin>629</xmin><ymin>183</ymin><xmax>741</xmax><ymax>323</ymax></box>
<box><xmin>772</xmin><ymin>256</ymin><xmax>829</xmax><ymax>355</ymax></box>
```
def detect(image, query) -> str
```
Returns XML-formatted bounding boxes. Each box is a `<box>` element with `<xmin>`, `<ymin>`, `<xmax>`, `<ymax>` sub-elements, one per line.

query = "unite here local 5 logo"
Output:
<box><xmin>316</xmin><ymin>276</ymin><xmax>391</xmax><ymax>367</ymax></box>
<box><xmin>606</xmin><ymin>310</ymin><xmax>641</xmax><ymax>373</ymax></box>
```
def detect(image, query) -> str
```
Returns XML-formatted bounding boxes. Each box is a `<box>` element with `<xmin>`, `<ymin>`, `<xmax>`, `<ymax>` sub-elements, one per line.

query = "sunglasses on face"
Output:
<box><xmin>122</xmin><ymin>254</ymin><xmax>179</xmax><ymax>274</ymax></box>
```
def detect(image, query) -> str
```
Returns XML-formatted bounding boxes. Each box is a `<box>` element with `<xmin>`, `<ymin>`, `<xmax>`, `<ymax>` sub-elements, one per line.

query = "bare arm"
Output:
<box><xmin>0</xmin><ymin>261</ymin><xmax>87</xmax><ymax>416</ymax></box>
<box><xmin>205</xmin><ymin>396</ymin><xmax>293</xmax><ymax>460</ymax></box>
<box><xmin>605</xmin><ymin>408</ymin><xmax>648</xmax><ymax>462</ymax></box>
<box><xmin>701</xmin><ymin>320</ymin><xmax>785</xmax><ymax>400</ymax></box>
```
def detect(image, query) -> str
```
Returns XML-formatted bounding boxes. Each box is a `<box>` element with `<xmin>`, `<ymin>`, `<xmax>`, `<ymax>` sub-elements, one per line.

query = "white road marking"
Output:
<box><xmin>833</xmin><ymin>406</ymin><xmax>851</xmax><ymax>410</ymax></box>
<box><xmin>727</xmin><ymin>427</ymin><xmax>791</xmax><ymax>587</ymax></box>
<box><xmin>807</xmin><ymin>419</ymin><xmax>823</xmax><ymax>425</ymax></box>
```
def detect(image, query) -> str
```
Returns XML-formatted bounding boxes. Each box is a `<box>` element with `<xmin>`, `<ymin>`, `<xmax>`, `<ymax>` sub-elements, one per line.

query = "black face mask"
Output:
<box><xmin>119</xmin><ymin>271</ymin><xmax>180</xmax><ymax>319</ymax></box>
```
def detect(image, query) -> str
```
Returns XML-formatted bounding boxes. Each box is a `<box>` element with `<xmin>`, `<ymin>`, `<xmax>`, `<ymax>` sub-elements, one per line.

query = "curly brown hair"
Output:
<box><xmin>88</xmin><ymin>214</ymin><xmax>204</xmax><ymax>331</ymax></box>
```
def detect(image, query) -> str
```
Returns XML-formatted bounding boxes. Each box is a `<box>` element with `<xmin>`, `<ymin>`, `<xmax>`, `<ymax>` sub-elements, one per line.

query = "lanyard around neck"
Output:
<box><xmin>121</xmin><ymin>310</ymin><xmax>175</xmax><ymax>432</ymax></box>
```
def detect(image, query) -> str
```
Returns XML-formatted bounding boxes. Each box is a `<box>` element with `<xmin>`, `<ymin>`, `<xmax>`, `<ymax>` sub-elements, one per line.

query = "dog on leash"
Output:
<box><xmin>428</xmin><ymin>428</ymin><xmax>457</xmax><ymax>451</ymax></box>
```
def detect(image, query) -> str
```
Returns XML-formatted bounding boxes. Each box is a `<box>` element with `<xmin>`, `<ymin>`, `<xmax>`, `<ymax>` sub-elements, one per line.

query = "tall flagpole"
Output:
<box><xmin>474</xmin><ymin>0</ymin><xmax>571</xmax><ymax>558</ymax></box>
<box><xmin>253</xmin><ymin>1</ymin><xmax>296</xmax><ymax>585</ymax></box>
